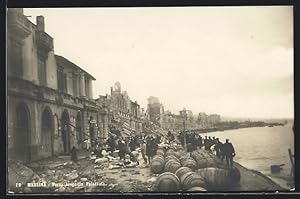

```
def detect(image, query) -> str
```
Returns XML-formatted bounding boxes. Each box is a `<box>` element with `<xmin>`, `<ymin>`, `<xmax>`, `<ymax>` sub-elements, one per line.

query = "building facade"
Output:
<box><xmin>96</xmin><ymin>82</ymin><xmax>143</xmax><ymax>137</ymax></box>
<box><xmin>7</xmin><ymin>8</ymin><xmax>107</xmax><ymax>163</ymax></box>
<box><xmin>146</xmin><ymin>96</ymin><xmax>164</xmax><ymax>125</ymax></box>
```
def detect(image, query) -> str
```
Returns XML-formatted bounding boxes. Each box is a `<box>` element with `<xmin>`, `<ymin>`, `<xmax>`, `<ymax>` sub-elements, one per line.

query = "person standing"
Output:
<box><xmin>222</xmin><ymin>139</ymin><xmax>235</xmax><ymax>167</ymax></box>
<box><xmin>106</xmin><ymin>135</ymin><xmax>116</xmax><ymax>153</ymax></box>
<box><xmin>117</xmin><ymin>139</ymin><xmax>126</xmax><ymax>161</ymax></box>
<box><xmin>140</xmin><ymin>140</ymin><xmax>148</xmax><ymax>164</ymax></box>
<box><xmin>146</xmin><ymin>137</ymin><xmax>158</xmax><ymax>163</ymax></box>
<box><xmin>204</xmin><ymin>136</ymin><xmax>209</xmax><ymax>150</ymax></box>
<box><xmin>214</xmin><ymin>138</ymin><xmax>223</xmax><ymax>159</ymax></box>
<box><xmin>70</xmin><ymin>146</ymin><xmax>78</xmax><ymax>163</ymax></box>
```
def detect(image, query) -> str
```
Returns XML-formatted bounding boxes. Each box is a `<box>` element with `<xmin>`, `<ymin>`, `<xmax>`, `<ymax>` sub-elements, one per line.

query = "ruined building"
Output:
<box><xmin>96</xmin><ymin>82</ymin><xmax>143</xmax><ymax>137</ymax></box>
<box><xmin>7</xmin><ymin>8</ymin><xmax>108</xmax><ymax>163</ymax></box>
<box><xmin>146</xmin><ymin>96</ymin><xmax>164</xmax><ymax>125</ymax></box>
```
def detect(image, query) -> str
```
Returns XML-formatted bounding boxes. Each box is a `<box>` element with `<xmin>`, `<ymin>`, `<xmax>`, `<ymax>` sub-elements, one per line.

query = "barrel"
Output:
<box><xmin>191</xmin><ymin>149</ymin><xmax>223</xmax><ymax>169</ymax></box>
<box><xmin>165</xmin><ymin>150</ymin><xmax>176</xmax><ymax>157</ymax></box>
<box><xmin>155</xmin><ymin>172</ymin><xmax>180</xmax><ymax>192</ymax></box>
<box><xmin>156</xmin><ymin>150</ymin><xmax>165</xmax><ymax>157</ymax></box>
<box><xmin>180</xmin><ymin>171</ymin><xmax>206</xmax><ymax>191</ymax></box>
<box><xmin>164</xmin><ymin>160</ymin><xmax>181</xmax><ymax>173</ymax></box>
<box><xmin>150</xmin><ymin>156</ymin><xmax>165</xmax><ymax>174</ymax></box>
<box><xmin>179</xmin><ymin>156</ymin><xmax>187</xmax><ymax>164</ymax></box>
<box><xmin>175</xmin><ymin>167</ymin><xmax>193</xmax><ymax>179</ymax></box>
<box><xmin>196</xmin><ymin>167</ymin><xmax>240</xmax><ymax>190</ymax></box>
<box><xmin>186</xmin><ymin>187</ymin><xmax>207</xmax><ymax>192</ymax></box>
<box><xmin>165</xmin><ymin>155</ymin><xmax>180</xmax><ymax>162</ymax></box>
<box><xmin>173</xmin><ymin>151</ymin><xmax>182</xmax><ymax>159</ymax></box>
<box><xmin>181</xmin><ymin>158</ymin><xmax>197</xmax><ymax>170</ymax></box>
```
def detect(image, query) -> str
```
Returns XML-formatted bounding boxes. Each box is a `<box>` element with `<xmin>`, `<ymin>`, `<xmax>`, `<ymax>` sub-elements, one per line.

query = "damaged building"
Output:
<box><xmin>96</xmin><ymin>82</ymin><xmax>143</xmax><ymax>138</ymax></box>
<box><xmin>7</xmin><ymin>8</ymin><xmax>108</xmax><ymax>163</ymax></box>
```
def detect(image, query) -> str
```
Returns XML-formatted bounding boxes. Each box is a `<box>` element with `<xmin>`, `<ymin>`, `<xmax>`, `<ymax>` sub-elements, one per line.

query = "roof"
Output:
<box><xmin>55</xmin><ymin>55</ymin><xmax>96</xmax><ymax>80</ymax></box>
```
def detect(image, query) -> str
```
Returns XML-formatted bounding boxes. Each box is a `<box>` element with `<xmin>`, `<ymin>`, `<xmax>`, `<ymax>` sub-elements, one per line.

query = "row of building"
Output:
<box><xmin>146</xmin><ymin>97</ymin><xmax>221</xmax><ymax>132</ymax></box>
<box><xmin>7</xmin><ymin>8</ymin><xmax>221</xmax><ymax>163</ymax></box>
<box><xmin>7</xmin><ymin>9</ymin><xmax>143</xmax><ymax>163</ymax></box>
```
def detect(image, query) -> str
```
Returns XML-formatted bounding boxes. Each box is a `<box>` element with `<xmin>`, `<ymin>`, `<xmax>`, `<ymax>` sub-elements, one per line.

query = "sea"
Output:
<box><xmin>202</xmin><ymin>121</ymin><xmax>294</xmax><ymax>190</ymax></box>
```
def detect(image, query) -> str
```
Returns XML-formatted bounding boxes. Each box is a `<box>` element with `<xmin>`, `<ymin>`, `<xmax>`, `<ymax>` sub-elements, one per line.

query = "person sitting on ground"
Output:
<box><xmin>124</xmin><ymin>138</ymin><xmax>139</xmax><ymax>165</ymax></box>
<box><xmin>94</xmin><ymin>143</ymin><xmax>104</xmax><ymax>158</ymax></box>
<box><xmin>222</xmin><ymin>139</ymin><xmax>236</xmax><ymax>167</ymax></box>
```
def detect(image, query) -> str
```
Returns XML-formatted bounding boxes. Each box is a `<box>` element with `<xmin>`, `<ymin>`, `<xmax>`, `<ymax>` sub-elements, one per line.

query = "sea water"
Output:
<box><xmin>203</xmin><ymin>122</ymin><xmax>294</xmax><ymax>189</ymax></box>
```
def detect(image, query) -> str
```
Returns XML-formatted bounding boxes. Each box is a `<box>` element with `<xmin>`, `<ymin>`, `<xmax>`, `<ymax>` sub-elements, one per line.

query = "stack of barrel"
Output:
<box><xmin>154</xmin><ymin>143</ymin><xmax>241</xmax><ymax>191</ymax></box>
<box><xmin>191</xmin><ymin>149</ymin><xmax>241</xmax><ymax>190</ymax></box>
<box><xmin>155</xmin><ymin>143</ymin><xmax>207</xmax><ymax>191</ymax></box>
<box><xmin>190</xmin><ymin>149</ymin><xmax>224</xmax><ymax>169</ymax></box>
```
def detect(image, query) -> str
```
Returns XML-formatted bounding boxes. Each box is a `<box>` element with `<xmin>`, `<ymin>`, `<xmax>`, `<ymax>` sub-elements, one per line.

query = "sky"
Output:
<box><xmin>24</xmin><ymin>6</ymin><xmax>294</xmax><ymax>119</ymax></box>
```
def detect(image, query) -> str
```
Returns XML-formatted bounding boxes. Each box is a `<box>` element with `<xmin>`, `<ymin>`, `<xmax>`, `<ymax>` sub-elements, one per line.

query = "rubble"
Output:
<box><xmin>8</xmin><ymin>160</ymin><xmax>35</xmax><ymax>191</ymax></box>
<box><xmin>95</xmin><ymin>157</ymin><xmax>109</xmax><ymax>164</ymax></box>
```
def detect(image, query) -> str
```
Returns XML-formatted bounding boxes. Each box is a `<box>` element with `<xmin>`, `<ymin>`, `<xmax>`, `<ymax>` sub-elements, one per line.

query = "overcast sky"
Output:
<box><xmin>24</xmin><ymin>6</ymin><xmax>293</xmax><ymax>119</ymax></box>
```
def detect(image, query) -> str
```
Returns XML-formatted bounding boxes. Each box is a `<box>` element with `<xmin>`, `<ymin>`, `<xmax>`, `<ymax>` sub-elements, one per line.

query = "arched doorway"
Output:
<box><xmin>15</xmin><ymin>103</ymin><xmax>31</xmax><ymax>162</ymax></box>
<box><xmin>41</xmin><ymin>107</ymin><xmax>54</xmax><ymax>157</ymax></box>
<box><xmin>61</xmin><ymin>110</ymin><xmax>70</xmax><ymax>153</ymax></box>
<box><xmin>76</xmin><ymin>112</ymin><xmax>83</xmax><ymax>146</ymax></box>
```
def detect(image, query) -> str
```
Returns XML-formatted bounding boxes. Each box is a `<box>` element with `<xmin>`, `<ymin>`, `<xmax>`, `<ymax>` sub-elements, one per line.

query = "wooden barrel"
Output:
<box><xmin>151</xmin><ymin>156</ymin><xmax>165</xmax><ymax>174</ymax></box>
<box><xmin>179</xmin><ymin>155</ymin><xmax>190</xmax><ymax>164</ymax></box>
<box><xmin>156</xmin><ymin>150</ymin><xmax>165</xmax><ymax>157</ymax></box>
<box><xmin>175</xmin><ymin>167</ymin><xmax>193</xmax><ymax>179</ymax></box>
<box><xmin>165</xmin><ymin>155</ymin><xmax>180</xmax><ymax>162</ymax></box>
<box><xmin>155</xmin><ymin>172</ymin><xmax>180</xmax><ymax>192</ymax></box>
<box><xmin>187</xmin><ymin>187</ymin><xmax>207</xmax><ymax>192</ymax></box>
<box><xmin>180</xmin><ymin>171</ymin><xmax>206</xmax><ymax>191</ymax></box>
<box><xmin>181</xmin><ymin>158</ymin><xmax>197</xmax><ymax>170</ymax></box>
<box><xmin>196</xmin><ymin>167</ymin><xmax>240</xmax><ymax>189</ymax></box>
<box><xmin>173</xmin><ymin>151</ymin><xmax>182</xmax><ymax>159</ymax></box>
<box><xmin>164</xmin><ymin>160</ymin><xmax>181</xmax><ymax>173</ymax></box>
<box><xmin>165</xmin><ymin>150</ymin><xmax>176</xmax><ymax>157</ymax></box>
<box><xmin>227</xmin><ymin>166</ymin><xmax>241</xmax><ymax>185</ymax></box>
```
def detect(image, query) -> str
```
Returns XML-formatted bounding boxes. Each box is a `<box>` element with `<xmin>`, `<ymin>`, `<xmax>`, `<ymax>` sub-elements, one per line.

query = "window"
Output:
<box><xmin>64</xmin><ymin>73</ymin><xmax>67</xmax><ymax>93</ymax></box>
<box><xmin>57</xmin><ymin>66</ymin><xmax>64</xmax><ymax>92</ymax></box>
<box><xmin>73</xmin><ymin>74</ymin><xmax>78</xmax><ymax>97</ymax></box>
<box><xmin>38</xmin><ymin>57</ymin><xmax>46</xmax><ymax>86</ymax></box>
<box><xmin>8</xmin><ymin>39</ymin><xmax>22</xmax><ymax>76</ymax></box>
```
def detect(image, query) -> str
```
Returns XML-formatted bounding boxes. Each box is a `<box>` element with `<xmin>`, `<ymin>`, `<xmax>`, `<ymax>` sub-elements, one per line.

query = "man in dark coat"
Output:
<box><xmin>222</xmin><ymin>139</ymin><xmax>236</xmax><ymax>167</ymax></box>
<box><xmin>214</xmin><ymin>138</ymin><xmax>223</xmax><ymax>159</ymax></box>
<box><xmin>71</xmin><ymin>146</ymin><xmax>78</xmax><ymax>163</ymax></box>
<box><xmin>106</xmin><ymin>135</ymin><xmax>116</xmax><ymax>153</ymax></box>
<box><xmin>204</xmin><ymin>136</ymin><xmax>210</xmax><ymax>150</ymax></box>
<box><xmin>146</xmin><ymin>137</ymin><xmax>158</xmax><ymax>163</ymax></box>
<box><xmin>117</xmin><ymin>139</ymin><xmax>126</xmax><ymax>160</ymax></box>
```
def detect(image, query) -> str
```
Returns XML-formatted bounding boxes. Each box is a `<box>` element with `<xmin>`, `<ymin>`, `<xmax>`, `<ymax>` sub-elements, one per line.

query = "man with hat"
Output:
<box><xmin>222</xmin><ymin>139</ymin><xmax>236</xmax><ymax>167</ymax></box>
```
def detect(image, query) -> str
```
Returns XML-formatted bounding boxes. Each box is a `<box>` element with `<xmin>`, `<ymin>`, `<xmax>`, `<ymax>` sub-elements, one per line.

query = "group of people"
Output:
<box><xmin>70</xmin><ymin>130</ymin><xmax>236</xmax><ymax>168</ymax></box>
<box><xmin>177</xmin><ymin>131</ymin><xmax>236</xmax><ymax>167</ymax></box>
<box><xmin>105</xmin><ymin>133</ymin><xmax>161</xmax><ymax>165</ymax></box>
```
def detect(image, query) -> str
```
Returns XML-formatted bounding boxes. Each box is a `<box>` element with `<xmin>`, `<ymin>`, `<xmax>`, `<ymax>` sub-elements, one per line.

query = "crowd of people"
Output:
<box><xmin>178</xmin><ymin>131</ymin><xmax>236</xmax><ymax>167</ymax></box>
<box><xmin>104</xmin><ymin>133</ymin><xmax>161</xmax><ymax>165</ymax></box>
<box><xmin>71</xmin><ymin>130</ymin><xmax>236</xmax><ymax>168</ymax></box>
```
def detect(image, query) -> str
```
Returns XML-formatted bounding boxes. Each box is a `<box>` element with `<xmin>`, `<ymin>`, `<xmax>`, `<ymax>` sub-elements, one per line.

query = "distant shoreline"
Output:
<box><xmin>186</xmin><ymin>121</ymin><xmax>287</xmax><ymax>134</ymax></box>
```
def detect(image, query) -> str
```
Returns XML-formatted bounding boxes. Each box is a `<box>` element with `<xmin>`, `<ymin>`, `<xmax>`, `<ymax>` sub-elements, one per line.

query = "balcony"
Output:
<box><xmin>35</xmin><ymin>31</ymin><xmax>54</xmax><ymax>52</ymax></box>
<box><xmin>7</xmin><ymin>11</ymin><xmax>32</xmax><ymax>40</ymax></box>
